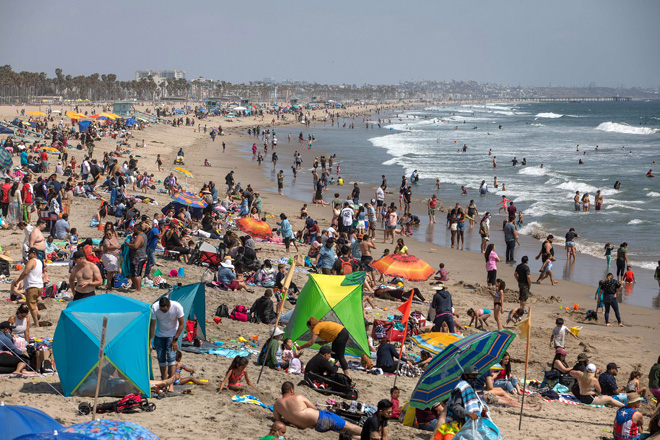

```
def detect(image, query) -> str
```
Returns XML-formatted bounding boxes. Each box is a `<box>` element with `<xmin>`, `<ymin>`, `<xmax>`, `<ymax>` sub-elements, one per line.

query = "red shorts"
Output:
<box><xmin>226</xmin><ymin>281</ymin><xmax>240</xmax><ymax>290</ymax></box>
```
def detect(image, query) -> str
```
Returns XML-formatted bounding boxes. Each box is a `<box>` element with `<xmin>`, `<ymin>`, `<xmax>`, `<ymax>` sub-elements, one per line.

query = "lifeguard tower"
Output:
<box><xmin>112</xmin><ymin>102</ymin><xmax>132</xmax><ymax>118</ymax></box>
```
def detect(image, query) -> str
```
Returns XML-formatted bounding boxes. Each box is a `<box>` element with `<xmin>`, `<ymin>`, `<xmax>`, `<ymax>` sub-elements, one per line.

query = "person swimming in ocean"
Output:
<box><xmin>646</xmin><ymin>169</ymin><xmax>654</xmax><ymax>178</ymax></box>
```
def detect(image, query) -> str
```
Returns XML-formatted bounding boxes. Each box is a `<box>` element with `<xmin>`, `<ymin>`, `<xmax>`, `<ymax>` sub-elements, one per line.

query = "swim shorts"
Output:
<box><xmin>315</xmin><ymin>410</ymin><xmax>346</xmax><ymax>432</ymax></box>
<box><xmin>428</xmin><ymin>208</ymin><xmax>436</xmax><ymax>215</ymax></box>
<box><xmin>566</xmin><ymin>241</ymin><xmax>575</xmax><ymax>247</ymax></box>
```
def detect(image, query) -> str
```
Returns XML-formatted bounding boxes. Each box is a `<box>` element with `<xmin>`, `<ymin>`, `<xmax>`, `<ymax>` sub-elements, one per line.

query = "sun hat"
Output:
<box><xmin>220</xmin><ymin>257</ymin><xmax>234</xmax><ymax>268</ymax></box>
<box><xmin>577</xmin><ymin>353</ymin><xmax>590</xmax><ymax>362</ymax></box>
<box><xmin>270</xmin><ymin>327</ymin><xmax>284</xmax><ymax>337</ymax></box>
<box><xmin>626</xmin><ymin>392</ymin><xmax>643</xmax><ymax>404</ymax></box>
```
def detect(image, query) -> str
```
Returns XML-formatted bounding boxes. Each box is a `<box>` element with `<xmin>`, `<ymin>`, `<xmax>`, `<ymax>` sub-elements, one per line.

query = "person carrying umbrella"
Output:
<box><xmin>446</xmin><ymin>365</ymin><xmax>489</xmax><ymax>424</ymax></box>
<box><xmin>298</xmin><ymin>317</ymin><xmax>352</xmax><ymax>380</ymax></box>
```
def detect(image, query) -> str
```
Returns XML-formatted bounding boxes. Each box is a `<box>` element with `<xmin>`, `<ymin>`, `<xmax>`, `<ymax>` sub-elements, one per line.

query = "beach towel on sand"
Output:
<box><xmin>232</xmin><ymin>394</ymin><xmax>273</xmax><ymax>411</ymax></box>
<box><xmin>526</xmin><ymin>390</ymin><xmax>607</xmax><ymax>408</ymax></box>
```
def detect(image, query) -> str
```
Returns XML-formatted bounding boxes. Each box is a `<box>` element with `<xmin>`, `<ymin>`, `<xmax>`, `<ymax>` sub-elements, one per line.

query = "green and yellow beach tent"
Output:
<box><xmin>284</xmin><ymin>272</ymin><xmax>370</xmax><ymax>357</ymax></box>
<box><xmin>53</xmin><ymin>294</ymin><xmax>151</xmax><ymax>397</ymax></box>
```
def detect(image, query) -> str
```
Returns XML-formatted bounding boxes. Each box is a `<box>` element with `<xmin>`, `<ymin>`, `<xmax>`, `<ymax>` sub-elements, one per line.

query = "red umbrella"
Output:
<box><xmin>236</xmin><ymin>217</ymin><xmax>273</xmax><ymax>239</ymax></box>
<box><xmin>370</xmin><ymin>254</ymin><xmax>434</xmax><ymax>281</ymax></box>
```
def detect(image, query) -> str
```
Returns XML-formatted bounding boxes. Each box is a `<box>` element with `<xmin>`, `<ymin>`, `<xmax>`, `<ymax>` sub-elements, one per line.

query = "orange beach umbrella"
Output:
<box><xmin>236</xmin><ymin>217</ymin><xmax>273</xmax><ymax>239</ymax></box>
<box><xmin>370</xmin><ymin>254</ymin><xmax>435</xmax><ymax>281</ymax></box>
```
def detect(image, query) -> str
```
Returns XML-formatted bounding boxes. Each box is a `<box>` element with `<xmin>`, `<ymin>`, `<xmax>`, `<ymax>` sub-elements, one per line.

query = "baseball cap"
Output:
<box><xmin>319</xmin><ymin>346</ymin><xmax>334</xmax><ymax>355</ymax></box>
<box><xmin>357</xmin><ymin>234</ymin><xmax>364</xmax><ymax>239</ymax></box>
<box><xmin>606</xmin><ymin>363</ymin><xmax>619</xmax><ymax>370</ymax></box>
<box><xmin>555</xmin><ymin>348</ymin><xmax>567</xmax><ymax>355</ymax></box>
<box><xmin>370</xmin><ymin>199</ymin><xmax>376</xmax><ymax>204</ymax></box>
<box><xmin>432</xmin><ymin>283</ymin><xmax>445</xmax><ymax>289</ymax></box>
<box><xmin>0</xmin><ymin>321</ymin><xmax>16</xmax><ymax>330</ymax></box>
<box><xmin>463</xmin><ymin>365</ymin><xmax>479</xmax><ymax>375</ymax></box>
<box><xmin>577</xmin><ymin>353</ymin><xmax>590</xmax><ymax>362</ymax></box>
<box><xmin>586</xmin><ymin>363</ymin><xmax>597</xmax><ymax>373</ymax></box>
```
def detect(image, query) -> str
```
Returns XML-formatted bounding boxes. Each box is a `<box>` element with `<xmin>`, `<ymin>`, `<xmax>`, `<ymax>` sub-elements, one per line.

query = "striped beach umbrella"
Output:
<box><xmin>172</xmin><ymin>167</ymin><xmax>194</xmax><ymax>179</ymax></box>
<box><xmin>411</xmin><ymin>332</ymin><xmax>463</xmax><ymax>355</ymax></box>
<box><xmin>370</xmin><ymin>254</ymin><xmax>434</xmax><ymax>282</ymax></box>
<box><xmin>236</xmin><ymin>217</ymin><xmax>273</xmax><ymax>239</ymax></box>
<box><xmin>0</xmin><ymin>149</ymin><xmax>13</xmax><ymax>169</ymax></box>
<box><xmin>409</xmin><ymin>330</ymin><xmax>516</xmax><ymax>409</ymax></box>
<box><xmin>171</xmin><ymin>191</ymin><xmax>207</xmax><ymax>208</ymax></box>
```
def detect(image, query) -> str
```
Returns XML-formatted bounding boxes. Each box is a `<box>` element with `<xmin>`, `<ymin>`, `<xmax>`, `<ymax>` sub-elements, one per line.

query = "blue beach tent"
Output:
<box><xmin>53</xmin><ymin>294</ymin><xmax>152</xmax><ymax>397</ymax></box>
<box><xmin>124</xmin><ymin>118</ymin><xmax>137</xmax><ymax>126</ymax></box>
<box><xmin>78</xmin><ymin>120</ymin><xmax>91</xmax><ymax>132</ymax></box>
<box><xmin>156</xmin><ymin>283</ymin><xmax>206</xmax><ymax>345</ymax></box>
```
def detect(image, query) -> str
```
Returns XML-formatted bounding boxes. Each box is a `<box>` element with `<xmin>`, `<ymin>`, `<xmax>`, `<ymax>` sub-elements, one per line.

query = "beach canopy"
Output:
<box><xmin>53</xmin><ymin>294</ymin><xmax>152</xmax><ymax>397</ymax></box>
<box><xmin>157</xmin><ymin>282</ymin><xmax>206</xmax><ymax>346</ymax></box>
<box><xmin>0</xmin><ymin>126</ymin><xmax>14</xmax><ymax>134</ymax></box>
<box><xmin>0</xmin><ymin>403</ymin><xmax>64</xmax><ymax>440</ymax></box>
<box><xmin>0</xmin><ymin>149</ymin><xmax>13</xmax><ymax>169</ymax></box>
<box><xmin>78</xmin><ymin>121</ymin><xmax>92</xmax><ymax>132</ymax></box>
<box><xmin>370</xmin><ymin>254</ymin><xmax>434</xmax><ymax>281</ymax></box>
<box><xmin>161</xmin><ymin>201</ymin><xmax>204</xmax><ymax>220</ymax></box>
<box><xmin>285</xmin><ymin>273</ymin><xmax>370</xmax><ymax>357</ymax></box>
<box><xmin>236</xmin><ymin>217</ymin><xmax>273</xmax><ymax>239</ymax></box>
<box><xmin>411</xmin><ymin>332</ymin><xmax>463</xmax><ymax>355</ymax></box>
<box><xmin>64</xmin><ymin>420</ymin><xmax>160</xmax><ymax>440</ymax></box>
<box><xmin>410</xmin><ymin>330</ymin><xmax>516</xmax><ymax>409</ymax></box>
<box><xmin>124</xmin><ymin>118</ymin><xmax>137</xmax><ymax>126</ymax></box>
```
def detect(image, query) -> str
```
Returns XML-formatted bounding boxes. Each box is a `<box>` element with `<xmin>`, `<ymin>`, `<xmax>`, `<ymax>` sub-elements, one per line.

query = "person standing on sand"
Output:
<box><xmin>479</xmin><ymin>212</ymin><xmax>491</xmax><ymax>253</ymax></box>
<box><xmin>616</xmin><ymin>243</ymin><xmax>628</xmax><ymax>282</ymax></box>
<box><xmin>485</xmin><ymin>244</ymin><xmax>500</xmax><ymax>289</ymax></box>
<box><xmin>467</xmin><ymin>199</ymin><xmax>478</xmax><ymax>227</ymax></box>
<box><xmin>514</xmin><ymin>256</ymin><xmax>532</xmax><ymax>311</ymax></box>
<box><xmin>428</xmin><ymin>194</ymin><xmax>437</xmax><ymax>224</ymax></box>
<box><xmin>503</xmin><ymin>218</ymin><xmax>520</xmax><ymax>264</ymax></box>
<box><xmin>149</xmin><ymin>296</ymin><xmax>185</xmax><ymax>381</ymax></box>
<box><xmin>274</xmin><ymin>382</ymin><xmax>361</xmax><ymax>436</ymax></box>
<box><xmin>13</xmin><ymin>248</ymin><xmax>43</xmax><ymax>327</ymax></box>
<box><xmin>601</xmin><ymin>273</ymin><xmax>624</xmax><ymax>327</ymax></box>
<box><xmin>277</xmin><ymin>170</ymin><xmax>284</xmax><ymax>195</ymax></box>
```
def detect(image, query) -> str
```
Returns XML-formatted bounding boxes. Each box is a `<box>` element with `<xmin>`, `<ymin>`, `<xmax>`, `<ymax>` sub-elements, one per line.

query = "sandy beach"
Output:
<box><xmin>1</xmin><ymin>102</ymin><xmax>659</xmax><ymax>440</ymax></box>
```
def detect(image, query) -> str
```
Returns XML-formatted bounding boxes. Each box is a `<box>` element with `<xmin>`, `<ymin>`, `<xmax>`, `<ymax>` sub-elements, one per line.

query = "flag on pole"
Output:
<box><xmin>397</xmin><ymin>293</ymin><xmax>414</xmax><ymax>326</ymax></box>
<box><xmin>515</xmin><ymin>316</ymin><xmax>531</xmax><ymax>339</ymax></box>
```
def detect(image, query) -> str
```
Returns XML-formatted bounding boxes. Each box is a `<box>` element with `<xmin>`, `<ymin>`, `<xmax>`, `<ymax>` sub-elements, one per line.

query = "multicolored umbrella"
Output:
<box><xmin>171</xmin><ymin>191</ymin><xmax>207</xmax><ymax>208</ymax></box>
<box><xmin>370</xmin><ymin>254</ymin><xmax>435</xmax><ymax>281</ymax></box>
<box><xmin>64</xmin><ymin>420</ymin><xmax>160</xmax><ymax>440</ymax></box>
<box><xmin>171</xmin><ymin>167</ymin><xmax>194</xmax><ymax>179</ymax></box>
<box><xmin>0</xmin><ymin>148</ymin><xmax>13</xmax><ymax>169</ymax></box>
<box><xmin>409</xmin><ymin>330</ymin><xmax>516</xmax><ymax>409</ymax></box>
<box><xmin>14</xmin><ymin>431</ymin><xmax>93</xmax><ymax>440</ymax></box>
<box><xmin>236</xmin><ymin>217</ymin><xmax>273</xmax><ymax>239</ymax></box>
<box><xmin>100</xmin><ymin>113</ymin><xmax>118</xmax><ymax>120</ymax></box>
<box><xmin>0</xmin><ymin>403</ymin><xmax>64</xmax><ymax>440</ymax></box>
<box><xmin>411</xmin><ymin>332</ymin><xmax>463</xmax><ymax>355</ymax></box>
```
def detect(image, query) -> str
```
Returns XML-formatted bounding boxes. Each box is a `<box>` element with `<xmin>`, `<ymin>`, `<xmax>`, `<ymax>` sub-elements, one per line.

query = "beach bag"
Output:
<box><xmin>229</xmin><ymin>305</ymin><xmax>249</xmax><ymax>322</ymax></box>
<box><xmin>215</xmin><ymin>304</ymin><xmax>229</xmax><ymax>318</ymax></box>
<box><xmin>453</xmin><ymin>417</ymin><xmax>502</xmax><ymax>440</ymax></box>
<box><xmin>372</xmin><ymin>320</ymin><xmax>405</xmax><ymax>342</ymax></box>
<box><xmin>257</xmin><ymin>337</ymin><xmax>272</xmax><ymax>366</ymax></box>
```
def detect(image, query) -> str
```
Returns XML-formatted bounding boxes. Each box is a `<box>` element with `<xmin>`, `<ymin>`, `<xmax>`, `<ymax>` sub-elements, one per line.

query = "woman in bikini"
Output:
<box><xmin>218</xmin><ymin>356</ymin><xmax>258</xmax><ymax>393</ymax></box>
<box><xmin>489</xmin><ymin>279</ymin><xmax>505</xmax><ymax>330</ymax></box>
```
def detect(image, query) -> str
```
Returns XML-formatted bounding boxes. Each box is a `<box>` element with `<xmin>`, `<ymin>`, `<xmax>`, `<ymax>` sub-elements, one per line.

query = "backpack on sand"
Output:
<box><xmin>215</xmin><ymin>304</ymin><xmax>229</xmax><ymax>318</ymax></box>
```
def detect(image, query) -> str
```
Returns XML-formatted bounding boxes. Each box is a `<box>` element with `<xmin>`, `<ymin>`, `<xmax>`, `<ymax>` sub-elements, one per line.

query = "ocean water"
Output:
<box><xmin>246</xmin><ymin>100</ymin><xmax>660</xmax><ymax>309</ymax></box>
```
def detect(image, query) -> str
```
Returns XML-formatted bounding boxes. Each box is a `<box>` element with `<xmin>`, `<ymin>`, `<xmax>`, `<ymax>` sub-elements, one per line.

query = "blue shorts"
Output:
<box><xmin>315</xmin><ymin>410</ymin><xmax>346</xmax><ymax>432</ymax></box>
<box><xmin>457</xmin><ymin>222</ymin><xmax>465</xmax><ymax>231</ymax></box>
<box><xmin>153</xmin><ymin>336</ymin><xmax>177</xmax><ymax>367</ymax></box>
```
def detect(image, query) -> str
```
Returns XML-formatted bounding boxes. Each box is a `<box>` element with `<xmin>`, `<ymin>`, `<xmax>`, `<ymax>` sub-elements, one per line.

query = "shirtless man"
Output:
<box><xmin>273</xmin><ymin>381</ymin><xmax>361</xmax><ymax>436</ymax></box>
<box><xmin>69</xmin><ymin>250</ymin><xmax>103</xmax><ymax>301</ymax></box>
<box><xmin>359</xmin><ymin>234</ymin><xmax>377</xmax><ymax>268</ymax></box>
<box><xmin>573</xmin><ymin>191</ymin><xmax>581</xmax><ymax>212</ymax></box>
<box><xmin>29</xmin><ymin>219</ymin><xmax>48</xmax><ymax>261</ymax></box>
<box><xmin>594</xmin><ymin>190</ymin><xmax>604</xmax><ymax>211</ymax></box>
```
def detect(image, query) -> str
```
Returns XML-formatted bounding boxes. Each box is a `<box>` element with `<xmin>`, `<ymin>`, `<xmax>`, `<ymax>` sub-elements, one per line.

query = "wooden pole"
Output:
<box><xmin>257</xmin><ymin>256</ymin><xmax>299</xmax><ymax>384</ymax></box>
<box><xmin>92</xmin><ymin>317</ymin><xmax>108</xmax><ymax>421</ymax></box>
<box><xmin>518</xmin><ymin>307</ymin><xmax>531</xmax><ymax>430</ymax></box>
<box><xmin>392</xmin><ymin>318</ymin><xmax>411</xmax><ymax>389</ymax></box>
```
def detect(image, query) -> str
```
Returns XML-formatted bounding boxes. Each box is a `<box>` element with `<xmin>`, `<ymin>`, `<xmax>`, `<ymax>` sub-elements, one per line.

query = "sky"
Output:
<box><xmin>1</xmin><ymin>0</ymin><xmax>659</xmax><ymax>88</ymax></box>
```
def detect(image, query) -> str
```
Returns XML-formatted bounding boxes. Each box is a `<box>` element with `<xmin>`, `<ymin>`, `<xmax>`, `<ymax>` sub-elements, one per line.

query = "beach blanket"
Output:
<box><xmin>524</xmin><ymin>389</ymin><xmax>607</xmax><ymax>408</ymax></box>
<box><xmin>201</xmin><ymin>347</ymin><xmax>253</xmax><ymax>359</ymax></box>
<box><xmin>232</xmin><ymin>394</ymin><xmax>273</xmax><ymax>412</ymax></box>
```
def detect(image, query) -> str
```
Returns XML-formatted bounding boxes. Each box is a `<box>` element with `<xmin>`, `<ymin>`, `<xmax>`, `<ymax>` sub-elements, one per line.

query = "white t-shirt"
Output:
<box><xmin>151</xmin><ymin>301</ymin><xmax>185</xmax><ymax>338</ymax></box>
<box><xmin>376</xmin><ymin>187</ymin><xmax>384</xmax><ymax>201</ymax></box>
<box><xmin>552</xmin><ymin>325</ymin><xmax>569</xmax><ymax>348</ymax></box>
<box><xmin>341</xmin><ymin>207</ymin><xmax>354</xmax><ymax>226</ymax></box>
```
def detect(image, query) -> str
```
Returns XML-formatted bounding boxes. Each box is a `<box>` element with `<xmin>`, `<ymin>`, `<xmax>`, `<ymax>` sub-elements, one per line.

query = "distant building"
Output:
<box><xmin>135</xmin><ymin>70</ymin><xmax>186</xmax><ymax>81</ymax></box>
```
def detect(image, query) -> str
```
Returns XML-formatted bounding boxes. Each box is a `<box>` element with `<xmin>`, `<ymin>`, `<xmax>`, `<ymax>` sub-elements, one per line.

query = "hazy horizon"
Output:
<box><xmin>1</xmin><ymin>0</ymin><xmax>659</xmax><ymax>88</ymax></box>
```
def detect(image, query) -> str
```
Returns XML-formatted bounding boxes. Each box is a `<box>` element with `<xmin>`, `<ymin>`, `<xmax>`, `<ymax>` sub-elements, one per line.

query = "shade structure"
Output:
<box><xmin>409</xmin><ymin>330</ymin><xmax>516</xmax><ymax>409</ymax></box>
<box><xmin>65</xmin><ymin>111</ymin><xmax>86</xmax><ymax>119</ymax></box>
<box><xmin>100</xmin><ymin>113</ymin><xmax>118</xmax><ymax>120</ymax></box>
<box><xmin>14</xmin><ymin>431</ymin><xmax>94</xmax><ymax>440</ymax></box>
<box><xmin>411</xmin><ymin>332</ymin><xmax>463</xmax><ymax>355</ymax></box>
<box><xmin>0</xmin><ymin>148</ymin><xmax>13</xmax><ymax>169</ymax></box>
<box><xmin>26</xmin><ymin>111</ymin><xmax>47</xmax><ymax>116</ymax></box>
<box><xmin>64</xmin><ymin>420</ymin><xmax>159</xmax><ymax>440</ymax></box>
<box><xmin>171</xmin><ymin>167</ymin><xmax>194</xmax><ymax>179</ymax></box>
<box><xmin>171</xmin><ymin>191</ymin><xmax>207</xmax><ymax>208</ymax></box>
<box><xmin>39</xmin><ymin>146</ymin><xmax>60</xmax><ymax>153</ymax></box>
<box><xmin>370</xmin><ymin>254</ymin><xmax>434</xmax><ymax>281</ymax></box>
<box><xmin>156</xmin><ymin>282</ymin><xmax>206</xmax><ymax>347</ymax></box>
<box><xmin>284</xmin><ymin>273</ymin><xmax>370</xmax><ymax>357</ymax></box>
<box><xmin>236</xmin><ymin>217</ymin><xmax>273</xmax><ymax>239</ymax></box>
<box><xmin>0</xmin><ymin>403</ymin><xmax>64</xmax><ymax>440</ymax></box>
<box><xmin>53</xmin><ymin>294</ymin><xmax>152</xmax><ymax>397</ymax></box>
<box><xmin>124</xmin><ymin>118</ymin><xmax>137</xmax><ymax>126</ymax></box>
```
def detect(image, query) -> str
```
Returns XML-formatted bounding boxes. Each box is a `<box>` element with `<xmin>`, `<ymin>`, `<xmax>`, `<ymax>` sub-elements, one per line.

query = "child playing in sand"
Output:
<box><xmin>281</xmin><ymin>338</ymin><xmax>304</xmax><ymax>374</ymax></box>
<box><xmin>219</xmin><ymin>356</ymin><xmax>258</xmax><ymax>393</ymax></box>
<box><xmin>299</xmin><ymin>204</ymin><xmax>308</xmax><ymax>219</ymax></box>
<box><xmin>467</xmin><ymin>308</ymin><xmax>491</xmax><ymax>329</ymax></box>
<box><xmin>506</xmin><ymin>308</ymin><xmax>524</xmax><ymax>325</ymax></box>
<box><xmin>626</xmin><ymin>371</ymin><xmax>648</xmax><ymax>397</ymax></box>
<box><xmin>390</xmin><ymin>387</ymin><xmax>401</xmax><ymax>419</ymax></box>
<box><xmin>173</xmin><ymin>351</ymin><xmax>208</xmax><ymax>387</ymax></box>
<box><xmin>595</xmin><ymin>284</ymin><xmax>605</xmax><ymax>314</ymax></box>
<box><xmin>434</xmin><ymin>263</ymin><xmax>449</xmax><ymax>281</ymax></box>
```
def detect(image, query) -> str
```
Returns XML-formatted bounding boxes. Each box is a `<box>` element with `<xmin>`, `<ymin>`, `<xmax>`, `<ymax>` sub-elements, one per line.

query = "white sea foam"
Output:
<box><xmin>530</xmin><ymin>123</ymin><xmax>545</xmax><ymax>127</ymax></box>
<box><xmin>535</xmin><ymin>112</ymin><xmax>563</xmax><ymax>118</ymax></box>
<box><xmin>627</xmin><ymin>219</ymin><xmax>644</xmax><ymax>225</ymax></box>
<box><xmin>518</xmin><ymin>167</ymin><xmax>547</xmax><ymax>177</ymax></box>
<box><xmin>647</xmin><ymin>191</ymin><xmax>660</xmax><ymax>197</ymax></box>
<box><xmin>595</xmin><ymin>122</ymin><xmax>660</xmax><ymax>135</ymax></box>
